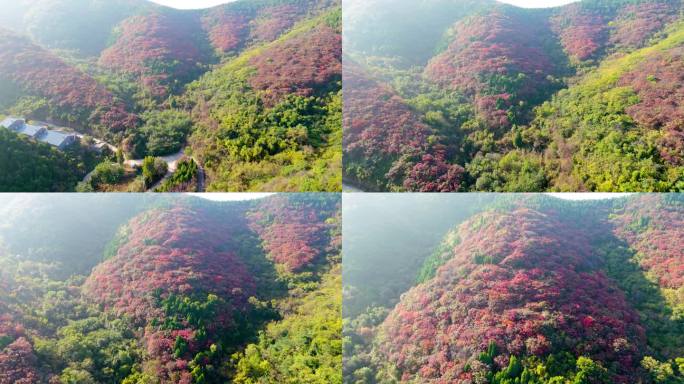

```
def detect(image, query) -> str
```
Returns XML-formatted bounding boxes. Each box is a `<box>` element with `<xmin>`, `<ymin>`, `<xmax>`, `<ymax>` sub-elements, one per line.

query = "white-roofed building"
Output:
<box><xmin>41</xmin><ymin>130</ymin><xmax>78</xmax><ymax>150</ymax></box>
<box><xmin>0</xmin><ymin>117</ymin><xmax>25</xmax><ymax>131</ymax></box>
<box><xmin>21</xmin><ymin>124</ymin><xmax>48</xmax><ymax>138</ymax></box>
<box><xmin>0</xmin><ymin>116</ymin><xmax>78</xmax><ymax>150</ymax></box>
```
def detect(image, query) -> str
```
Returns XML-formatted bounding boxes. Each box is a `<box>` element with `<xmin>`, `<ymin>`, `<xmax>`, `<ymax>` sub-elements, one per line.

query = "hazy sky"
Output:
<box><xmin>189</xmin><ymin>193</ymin><xmax>274</xmax><ymax>201</ymax></box>
<box><xmin>497</xmin><ymin>0</ymin><xmax>579</xmax><ymax>7</ymax></box>
<box><xmin>149</xmin><ymin>0</ymin><xmax>234</xmax><ymax>9</ymax></box>
<box><xmin>547</xmin><ymin>193</ymin><xmax>632</xmax><ymax>200</ymax></box>
<box><xmin>151</xmin><ymin>0</ymin><xmax>580</xmax><ymax>9</ymax></box>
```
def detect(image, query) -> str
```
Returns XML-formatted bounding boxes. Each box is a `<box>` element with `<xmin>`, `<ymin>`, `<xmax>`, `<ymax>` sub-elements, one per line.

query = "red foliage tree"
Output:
<box><xmin>83</xmin><ymin>206</ymin><xmax>256</xmax><ymax>381</ymax></box>
<box><xmin>201</xmin><ymin>1</ymin><xmax>336</xmax><ymax>54</ymax></box>
<box><xmin>425</xmin><ymin>8</ymin><xmax>561</xmax><ymax>128</ymax></box>
<box><xmin>611</xmin><ymin>195</ymin><xmax>684</xmax><ymax>289</ymax></box>
<box><xmin>550</xmin><ymin>3</ymin><xmax>607</xmax><ymax>61</ymax></box>
<box><xmin>0</xmin><ymin>338</ymin><xmax>40</xmax><ymax>384</ymax></box>
<box><xmin>0</xmin><ymin>281</ymin><xmax>40</xmax><ymax>383</ymax></box>
<box><xmin>248</xmin><ymin>26</ymin><xmax>341</xmax><ymax>107</ymax></box>
<box><xmin>344</xmin><ymin>63</ymin><xmax>432</xmax><ymax>158</ymax></box>
<box><xmin>344</xmin><ymin>61</ymin><xmax>465</xmax><ymax>191</ymax></box>
<box><xmin>386</xmin><ymin>146</ymin><xmax>465</xmax><ymax>193</ymax></box>
<box><xmin>249</xmin><ymin>4</ymin><xmax>306</xmax><ymax>42</ymax></box>
<box><xmin>609</xmin><ymin>1</ymin><xmax>679</xmax><ymax>49</ymax></box>
<box><xmin>0</xmin><ymin>28</ymin><xmax>137</xmax><ymax>133</ymax></box>
<box><xmin>377</xmin><ymin>208</ymin><xmax>646</xmax><ymax>383</ymax></box>
<box><xmin>248</xmin><ymin>194</ymin><xmax>339</xmax><ymax>272</ymax></box>
<box><xmin>619</xmin><ymin>49</ymin><xmax>684</xmax><ymax>165</ymax></box>
<box><xmin>201</xmin><ymin>8</ymin><xmax>251</xmax><ymax>53</ymax></box>
<box><xmin>99</xmin><ymin>12</ymin><xmax>211</xmax><ymax>98</ymax></box>
<box><xmin>0</xmin><ymin>282</ymin><xmax>24</xmax><ymax>352</ymax></box>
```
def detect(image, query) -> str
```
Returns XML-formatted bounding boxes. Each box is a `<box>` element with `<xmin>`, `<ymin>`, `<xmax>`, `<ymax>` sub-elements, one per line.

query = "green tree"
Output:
<box><xmin>91</xmin><ymin>162</ymin><xmax>125</xmax><ymax>186</ymax></box>
<box><xmin>139</xmin><ymin>110</ymin><xmax>193</xmax><ymax>156</ymax></box>
<box><xmin>141</xmin><ymin>156</ymin><xmax>167</xmax><ymax>188</ymax></box>
<box><xmin>573</xmin><ymin>357</ymin><xmax>610</xmax><ymax>384</ymax></box>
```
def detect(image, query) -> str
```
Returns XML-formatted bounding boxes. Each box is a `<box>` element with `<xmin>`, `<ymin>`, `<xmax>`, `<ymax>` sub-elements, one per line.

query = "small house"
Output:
<box><xmin>0</xmin><ymin>116</ymin><xmax>77</xmax><ymax>150</ymax></box>
<box><xmin>22</xmin><ymin>124</ymin><xmax>48</xmax><ymax>139</ymax></box>
<box><xmin>0</xmin><ymin>117</ymin><xmax>25</xmax><ymax>131</ymax></box>
<box><xmin>40</xmin><ymin>130</ymin><xmax>78</xmax><ymax>150</ymax></box>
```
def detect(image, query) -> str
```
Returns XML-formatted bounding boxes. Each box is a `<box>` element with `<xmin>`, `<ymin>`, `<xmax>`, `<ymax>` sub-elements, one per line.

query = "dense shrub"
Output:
<box><xmin>142</xmin><ymin>156</ymin><xmax>168</xmax><ymax>188</ymax></box>
<box><xmin>426</xmin><ymin>8</ymin><xmax>566</xmax><ymax>128</ymax></box>
<box><xmin>91</xmin><ymin>162</ymin><xmax>125</xmax><ymax>186</ymax></box>
<box><xmin>527</xmin><ymin>23</ymin><xmax>684</xmax><ymax>191</ymax></box>
<box><xmin>138</xmin><ymin>110</ymin><xmax>193</xmax><ymax>157</ymax></box>
<box><xmin>609</xmin><ymin>1</ymin><xmax>680</xmax><ymax>49</ymax></box>
<box><xmin>343</xmin><ymin>62</ymin><xmax>466</xmax><ymax>191</ymax></box>
<box><xmin>619</xmin><ymin>49</ymin><xmax>684</xmax><ymax>165</ymax></box>
<box><xmin>345</xmin><ymin>195</ymin><xmax>684</xmax><ymax>383</ymax></box>
<box><xmin>156</xmin><ymin>158</ymin><xmax>199</xmax><ymax>192</ymax></box>
<box><xmin>83</xmin><ymin>207</ymin><xmax>258</xmax><ymax>381</ymax></box>
<box><xmin>0</xmin><ymin>29</ymin><xmax>138</xmax><ymax>136</ymax></box>
<box><xmin>343</xmin><ymin>0</ymin><xmax>683</xmax><ymax>192</ymax></box>
<box><xmin>611</xmin><ymin>195</ymin><xmax>684</xmax><ymax>290</ymax></box>
<box><xmin>232</xmin><ymin>267</ymin><xmax>342</xmax><ymax>384</ymax></box>
<box><xmin>185</xmin><ymin>12</ymin><xmax>342</xmax><ymax>192</ymax></box>
<box><xmin>248</xmin><ymin>194</ymin><xmax>339</xmax><ymax>272</ymax></box>
<box><xmin>0</xmin><ymin>338</ymin><xmax>41</xmax><ymax>384</ymax></box>
<box><xmin>0</xmin><ymin>129</ymin><xmax>101</xmax><ymax>192</ymax></box>
<box><xmin>466</xmin><ymin>151</ymin><xmax>548</xmax><ymax>192</ymax></box>
<box><xmin>99</xmin><ymin>11</ymin><xmax>212</xmax><ymax>98</ymax></box>
<box><xmin>376</xmin><ymin>207</ymin><xmax>646</xmax><ymax>383</ymax></box>
<box><xmin>201</xmin><ymin>0</ymin><xmax>336</xmax><ymax>54</ymax></box>
<box><xmin>201</xmin><ymin>7</ymin><xmax>251</xmax><ymax>53</ymax></box>
<box><xmin>0</xmin><ymin>194</ymin><xmax>342</xmax><ymax>383</ymax></box>
<box><xmin>550</xmin><ymin>3</ymin><xmax>608</xmax><ymax>61</ymax></box>
<box><xmin>249</xmin><ymin>25</ymin><xmax>341</xmax><ymax>107</ymax></box>
<box><xmin>0</xmin><ymin>284</ymin><xmax>36</xmax><ymax>384</ymax></box>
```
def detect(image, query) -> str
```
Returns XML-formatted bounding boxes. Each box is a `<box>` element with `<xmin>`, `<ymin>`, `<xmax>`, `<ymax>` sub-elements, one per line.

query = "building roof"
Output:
<box><xmin>22</xmin><ymin>124</ymin><xmax>47</xmax><ymax>137</ymax></box>
<box><xmin>0</xmin><ymin>117</ymin><xmax>22</xmax><ymax>129</ymax></box>
<box><xmin>40</xmin><ymin>130</ymin><xmax>75</xmax><ymax>147</ymax></box>
<box><xmin>1</xmin><ymin>116</ymin><xmax>75</xmax><ymax>148</ymax></box>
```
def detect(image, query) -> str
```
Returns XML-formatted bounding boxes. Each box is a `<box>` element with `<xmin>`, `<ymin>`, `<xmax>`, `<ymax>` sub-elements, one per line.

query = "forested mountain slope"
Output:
<box><xmin>0</xmin><ymin>194</ymin><xmax>342</xmax><ymax>383</ymax></box>
<box><xmin>343</xmin><ymin>0</ymin><xmax>684</xmax><ymax>192</ymax></box>
<box><xmin>0</xmin><ymin>0</ymin><xmax>341</xmax><ymax>192</ymax></box>
<box><xmin>183</xmin><ymin>8</ymin><xmax>342</xmax><ymax>191</ymax></box>
<box><xmin>344</xmin><ymin>194</ymin><xmax>684</xmax><ymax>383</ymax></box>
<box><xmin>0</xmin><ymin>29</ymin><xmax>138</xmax><ymax>137</ymax></box>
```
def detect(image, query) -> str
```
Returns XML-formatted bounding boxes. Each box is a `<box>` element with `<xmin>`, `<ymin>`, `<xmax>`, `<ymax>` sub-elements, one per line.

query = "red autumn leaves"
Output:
<box><xmin>426</xmin><ymin>9</ymin><xmax>560</xmax><ymax>128</ymax></box>
<box><xmin>344</xmin><ymin>62</ymin><xmax>465</xmax><ymax>192</ymax></box>
<box><xmin>611</xmin><ymin>195</ymin><xmax>684</xmax><ymax>289</ymax></box>
<box><xmin>0</xmin><ymin>280</ymin><xmax>39</xmax><ymax>384</ymax></box>
<box><xmin>0</xmin><ymin>29</ymin><xmax>137</xmax><ymax>133</ymax></box>
<box><xmin>377</xmin><ymin>207</ymin><xmax>648</xmax><ymax>383</ymax></box>
<box><xmin>248</xmin><ymin>195</ymin><xmax>339</xmax><ymax>272</ymax></box>
<box><xmin>551</xmin><ymin>1</ymin><xmax>679</xmax><ymax>61</ymax></box>
<box><xmin>83</xmin><ymin>206</ymin><xmax>256</xmax><ymax>381</ymax></box>
<box><xmin>99</xmin><ymin>12</ymin><xmax>210</xmax><ymax>99</ymax></box>
<box><xmin>201</xmin><ymin>2</ymin><xmax>315</xmax><ymax>54</ymax></box>
<box><xmin>619</xmin><ymin>50</ymin><xmax>684</xmax><ymax>165</ymax></box>
<box><xmin>249</xmin><ymin>26</ymin><xmax>341</xmax><ymax>107</ymax></box>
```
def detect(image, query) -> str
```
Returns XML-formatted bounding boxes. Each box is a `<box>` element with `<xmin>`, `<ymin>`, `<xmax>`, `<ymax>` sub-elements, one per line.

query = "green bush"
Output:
<box><xmin>139</xmin><ymin>110</ymin><xmax>193</xmax><ymax>157</ymax></box>
<box><xmin>142</xmin><ymin>156</ymin><xmax>167</xmax><ymax>188</ymax></box>
<box><xmin>91</xmin><ymin>162</ymin><xmax>125</xmax><ymax>186</ymax></box>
